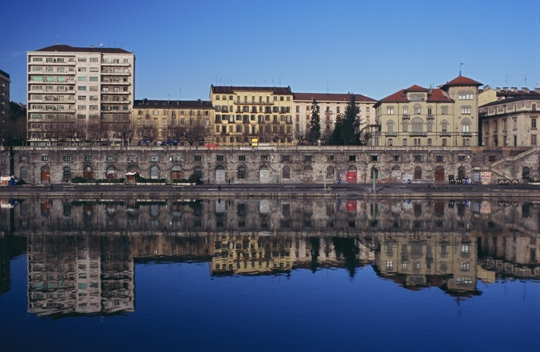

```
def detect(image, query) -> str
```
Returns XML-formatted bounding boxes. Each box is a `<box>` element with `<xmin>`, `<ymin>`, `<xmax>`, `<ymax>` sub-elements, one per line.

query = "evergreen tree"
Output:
<box><xmin>330</xmin><ymin>94</ymin><xmax>360</xmax><ymax>145</ymax></box>
<box><xmin>309</xmin><ymin>99</ymin><xmax>321</xmax><ymax>144</ymax></box>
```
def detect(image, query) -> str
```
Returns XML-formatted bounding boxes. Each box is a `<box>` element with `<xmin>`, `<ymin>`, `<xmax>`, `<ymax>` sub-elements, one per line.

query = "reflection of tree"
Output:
<box><xmin>332</xmin><ymin>237</ymin><xmax>359</xmax><ymax>278</ymax></box>
<box><xmin>310</xmin><ymin>237</ymin><xmax>320</xmax><ymax>273</ymax></box>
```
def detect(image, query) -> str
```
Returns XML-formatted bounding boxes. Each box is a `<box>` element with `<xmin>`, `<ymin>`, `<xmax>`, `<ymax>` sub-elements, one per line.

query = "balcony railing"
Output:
<box><xmin>402</xmin><ymin>114</ymin><xmax>410</xmax><ymax>119</ymax></box>
<box><xmin>427</xmin><ymin>114</ymin><xmax>434</xmax><ymax>120</ymax></box>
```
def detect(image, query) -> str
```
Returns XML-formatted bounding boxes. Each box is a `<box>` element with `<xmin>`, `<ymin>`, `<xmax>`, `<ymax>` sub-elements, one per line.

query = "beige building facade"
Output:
<box><xmin>27</xmin><ymin>44</ymin><xmax>135</xmax><ymax>146</ymax></box>
<box><xmin>210</xmin><ymin>85</ymin><xmax>294</xmax><ymax>146</ymax></box>
<box><xmin>133</xmin><ymin>99</ymin><xmax>214</xmax><ymax>145</ymax></box>
<box><xmin>374</xmin><ymin>76</ymin><xmax>482</xmax><ymax>147</ymax></box>
<box><xmin>293</xmin><ymin>92</ymin><xmax>376</xmax><ymax>141</ymax></box>
<box><xmin>479</xmin><ymin>87</ymin><xmax>540</xmax><ymax>147</ymax></box>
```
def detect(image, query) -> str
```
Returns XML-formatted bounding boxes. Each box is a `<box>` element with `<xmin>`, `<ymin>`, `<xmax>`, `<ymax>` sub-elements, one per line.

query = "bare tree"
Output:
<box><xmin>184</xmin><ymin>123</ymin><xmax>209</xmax><ymax>146</ymax></box>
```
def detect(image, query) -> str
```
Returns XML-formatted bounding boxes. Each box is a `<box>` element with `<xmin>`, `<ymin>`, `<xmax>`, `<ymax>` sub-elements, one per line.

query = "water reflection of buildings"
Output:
<box><xmin>27</xmin><ymin>235</ymin><xmax>135</xmax><ymax>316</ymax></box>
<box><xmin>374</xmin><ymin>232</ymin><xmax>480</xmax><ymax>296</ymax></box>
<box><xmin>1</xmin><ymin>197</ymin><xmax>538</xmax><ymax>316</ymax></box>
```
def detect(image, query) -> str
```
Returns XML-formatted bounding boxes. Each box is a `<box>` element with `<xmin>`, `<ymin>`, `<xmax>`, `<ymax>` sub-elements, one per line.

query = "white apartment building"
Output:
<box><xmin>293</xmin><ymin>93</ymin><xmax>376</xmax><ymax>140</ymax></box>
<box><xmin>27</xmin><ymin>44</ymin><xmax>135</xmax><ymax>146</ymax></box>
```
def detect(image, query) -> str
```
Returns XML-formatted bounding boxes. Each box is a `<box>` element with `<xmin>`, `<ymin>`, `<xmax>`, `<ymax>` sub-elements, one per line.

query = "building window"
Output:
<box><xmin>403</xmin><ymin>139</ymin><xmax>408</xmax><ymax>146</ymax></box>
<box><xmin>442</xmin><ymin>139</ymin><xmax>447</xmax><ymax>146</ymax></box>
<box><xmin>238</xmin><ymin>155</ymin><xmax>246</xmax><ymax>161</ymax></box>
<box><xmin>194</xmin><ymin>155</ymin><xmax>202</xmax><ymax>161</ymax></box>
<box><xmin>63</xmin><ymin>156</ymin><xmax>71</xmax><ymax>162</ymax></box>
<box><xmin>461</xmin><ymin>106</ymin><xmax>471</xmax><ymax>115</ymax></box>
<box><xmin>217</xmin><ymin>155</ymin><xmax>224</xmax><ymax>161</ymax></box>
<box><xmin>282</xmin><ymin>166</ymin><xmax>291</xmax><ymax>179</ymax></box>
<box><xmin>282</xmin><ymin>155</ymin><xmax>291</xmax><ymax>162</ymax></box>
<box><xmin>532</xmin><ymin>135</ymin><xmax>537</xmax><ymax>145</ymax></box>
<box><xmin>458</xmin><ymin>91</ymin><xmax>474</xmax><ymax>100</ymax></box>
<box><xmin>150</xmin><ymin>156</ymin><xmax>159</xmax><ymax>162</ymax></box>
<box><xmin>84</xmin><ymin>155</ymin><xmax>92</xmax><ymax>162</ymax></box>
<box><xmin>106</xmin><ymin>156</ymin><xmax>114</xmax><ymax>162</ymax></box>
<box><xmin>41</xmin><ymin>156</ymin><xmax>49</xmax><ymax>161</ymax></box>
<box><xmin>427</xmin><ymin>138</ymin><xmax>432</xmax><ymax>146</ymax></box>
<box><xmin>436</xmin><ymin>155</ymin><xmax>444</xmax><ymax>162</ymax></box>
<box><xmin>349</xmin><ymin>155</ymin><xmax>356</xmax><ymax>162</ymax></box>
<box><xmin>387</xmin><ymin>106</ymin><xmax>394</xmax><ymax>115</ymax></box>
<box><xmin>388</xmin><ymin>138</ymin><xmax>393</xmax><ymax>146</ymax></box>
<box><xmin>371</xmin><ymin>155</ymin><xmax>378</xmax><ymax>162</ymax></box>
<box><xmin>238</xmin><ymin>166</ymin><xmax>247</xmax><ymax>179</ymax></box>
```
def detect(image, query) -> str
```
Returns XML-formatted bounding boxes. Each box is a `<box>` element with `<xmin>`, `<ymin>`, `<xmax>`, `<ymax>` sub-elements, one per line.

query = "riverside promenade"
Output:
<box><xmin>1</xmin><ymin>183</ymin><xmax>539</xmax><ymax>200</ymax></box>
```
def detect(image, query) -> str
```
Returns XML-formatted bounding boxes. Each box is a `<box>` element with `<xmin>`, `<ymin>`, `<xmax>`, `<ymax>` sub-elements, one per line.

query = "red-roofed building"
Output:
<box><xmin>27</xmin><ymin>44</ymin><xmax>135</xmax><ymax>146</ymax></box>
<box><xmin>293</xmin><ymin>92</ymin><xmax>376</xmax><ymax>142</ymax></box>
<box><xmin>210</xmin><ymin>85</ymin><xmax>295</xmax><ymax>146</ymax></box>
<box><xmin>373</xmin><ymin>76</ymin><xmax>482</xmax><ymax>149</ymax></box>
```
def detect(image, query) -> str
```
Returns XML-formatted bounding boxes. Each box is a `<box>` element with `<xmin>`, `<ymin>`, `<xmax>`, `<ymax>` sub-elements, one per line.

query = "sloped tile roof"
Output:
<box><xmin>440</xmin><ymin>75</ymin><xmax>482</xmax><ymax>88</ymax></box>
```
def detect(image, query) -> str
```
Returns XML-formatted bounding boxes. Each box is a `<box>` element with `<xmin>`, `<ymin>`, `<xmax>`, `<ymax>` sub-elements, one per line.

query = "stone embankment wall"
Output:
<box><xmin>1</xmin><ymin>145</ymin><xmax>538</xmax><ymax>184</ymax></box>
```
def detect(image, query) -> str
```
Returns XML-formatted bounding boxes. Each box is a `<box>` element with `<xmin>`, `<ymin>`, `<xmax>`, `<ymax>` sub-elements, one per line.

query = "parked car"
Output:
<box><xmin>154</xmin><ymin>141</ymin><xmax>165</xmax><ymax>146</ymax></box>
<box><xmin>166</xmin><ymin>139</ymin><xmax>178</xmax><ymax>146</ymax></box>
<box><xmin>138</xmin><ymin>139</ymin><xmax>152</xmax><ymax>146</ymax></box>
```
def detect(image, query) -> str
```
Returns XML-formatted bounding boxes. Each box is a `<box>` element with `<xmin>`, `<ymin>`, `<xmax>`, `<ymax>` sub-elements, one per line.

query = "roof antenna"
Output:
<box><xmin>459</xmin><ymin>62</ymin><xmax>463</xmax><ymax>76</ymax></box>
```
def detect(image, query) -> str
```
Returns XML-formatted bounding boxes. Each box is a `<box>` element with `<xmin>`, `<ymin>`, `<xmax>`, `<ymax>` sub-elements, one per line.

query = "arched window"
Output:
<box><xmin>326</xmin><ymin>166</ymin><xmax>334</xmax><ymax>180</ymax></box>
<box><xmin>387</xmin><ymin>121</ymin><xmax>395</xmax><ymax>133</ymax></box>
<box><xmin>20</xmin><ymin>166</ymin><xmax>28</xmax><ymax>180</ymax></box>
<box><xmin>522</xmin><ymin>166</ymin><xmax>530</xmax><ymax>179</ymax></box>
<box><xmin>403</xmin><ymin>106</ymin><xmax>409</xmax><ymax>115</ymax></box>
<box><xmin>427</xmin><ymin>121</ymin><xmax>433</xmax><ymax>132</ymax></box>
<box><xmin>105</xmin><ymin>166</ymin><xmax>116</xmax><ymax>179</ymax></box>
<box><xmin>441</xmin><ymin>120</ymin><xmax>448</xmax><ymax>132</ymax></box>
<box><xmin>238</xmin><ymin>166</ymin><xmax>247</xmax><ymax>179</ymax></box>
<box><xmin>388</xmin><ymin>138</ymin><xmax>393</xmax><ymax>146</ymax></box>
<box><xmin>403</xmin><ymin>139</ymin><xmax>408</xmax><ymax>146</ymax></box>
<box><xmin>62</xmin><ymin>167</ymin><xmax>71</xmax><ymax>181</ymax></box>
<box><xmin>193</xmin><ymin>166</ymin><xmax>203</xmax><ymax>179</ymax></box>
<box><xmin>282</xmin><ymin>166</ymin><xmax>291</xmax><ymax>179</ymax></box>
<box><xmin>462</xmin><ymin>118</ymin><xmax>471</xmax><ymax>132</ymax></box>
<box><xmin>414</xmin><ymin>166</ymin><xmax>422</xmax><ymax>180</ymax></box>
<box><xmin>402</xmin><ymin>121</ymin><xmax>408</xmax><ymax>132</ymax></box>
<box><xmin>171</xmin><ymin>165</ymin><xmax>182</xmax><ymax>180</ymax></box>
<box><xmin>414</xmin><ymin>104</ymin><xmax>421</xmax><ymax>114</ymax></box>
<box><xmin>427</xmin><ymin>107</ymin><xmax>432</xmax><ymax>115</ymax></box>
<box><xmin>411</xmin><ymin>117</ymin><xmax>423</xmax><ymax>133</ymax></box>
<box><xmin>150</xmin><ymin>166</ymin><xmax>159</xmax><ymax>179</ymax></box>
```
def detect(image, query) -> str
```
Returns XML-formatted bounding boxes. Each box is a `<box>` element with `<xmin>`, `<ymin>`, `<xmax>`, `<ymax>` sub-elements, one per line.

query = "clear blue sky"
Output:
<box><xmin>1</xmin><ymin>0</ymin><xmax>539</xmax><ymax>103</ymax></box>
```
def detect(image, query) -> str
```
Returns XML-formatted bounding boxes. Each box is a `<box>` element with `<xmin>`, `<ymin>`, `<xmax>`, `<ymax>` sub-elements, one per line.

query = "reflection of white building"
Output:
<box><xmin>27</xmin><ymin>235</ymin><xmax>134</xmax><ymax>316</ymax></box>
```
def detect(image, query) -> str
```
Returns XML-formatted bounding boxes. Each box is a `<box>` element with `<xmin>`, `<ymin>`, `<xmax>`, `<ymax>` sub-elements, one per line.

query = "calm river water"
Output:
<box><xmin>0</xmin><ymin>197</ymin><xmax>538</xmax><ymax>351</ymax></box>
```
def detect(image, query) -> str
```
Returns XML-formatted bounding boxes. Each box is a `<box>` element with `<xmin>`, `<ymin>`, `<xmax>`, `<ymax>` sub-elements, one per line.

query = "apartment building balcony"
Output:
<box><xmin>35</xmin><ymin>60</ymin><xmax>76</xmax><ymax>66</ymax></box>
<box><xmin>101</xmin><ymin>70</ymin><xmax>131</xmax><ymax>76</ymax></box>
<box><xmin>101</xmin><ymin>99</ymin><xmax>130</xmax><ymax>104</ymax></box>
<box><xmin>461</xmin><ymin>132</ymin><xmax>473</xmax><ymax>137</ymax></box>
<box><xmin>402</xmin><ymin>114</ymin><xmax>410</xmax><ymax>120</ymax></box>
<box><xmin>386</xmin><ymin>132</ymin><xmax>397</xmax><ymax>137</ymax></box>
<box><xmin>426</xmin><ymin>114</ymin><xmax>434</xmax><ymax>120</ymax></box>
<box><xmin>101</xmin><ymin>90</ymin><xmax>131</xmax><ymax>94</ymax></box>
<box><xmin>30</xmin><ymin>78</ymin><xmax>76</xmax><ymax>84</ymax></box>
<box><xmin>409</xmin><ymin>132</ymin><xmax>427</xmax><ymax>137</ymax></box>
<box><xmin>101</xmin><ymin>80</ymin><xmax>131</xmax><ymax>85</ymax></box>
<box><xmin>101</xmin><ymin>61</ymin><xmax>131</xmax><ymax>67</ymax></box>
<box><xmin>440</xmin><ymin>131</ymin><xmax>451</xmax><ymax>137</ymax></box>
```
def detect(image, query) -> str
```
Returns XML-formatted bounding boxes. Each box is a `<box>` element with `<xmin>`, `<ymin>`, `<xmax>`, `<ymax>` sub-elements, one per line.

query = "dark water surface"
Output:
<box><xmin>0</xmin><ymin>198</ymin><xmax>538</xmax><ymax>351</ymax></box>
